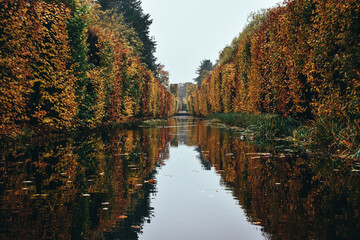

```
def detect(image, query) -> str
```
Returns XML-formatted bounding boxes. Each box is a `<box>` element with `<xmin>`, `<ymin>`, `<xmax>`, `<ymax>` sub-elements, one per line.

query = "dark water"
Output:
<box><xmin>1</xmin><ymin>117</ymin><xmax>359</xmax><ymax>240</ymax></box>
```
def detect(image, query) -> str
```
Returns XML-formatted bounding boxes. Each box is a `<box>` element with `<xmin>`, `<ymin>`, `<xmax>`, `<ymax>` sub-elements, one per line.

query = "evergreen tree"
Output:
<box><xmin>98</xmin><ymin>0</ymin><xmax>158</xmax><ymax>72</ymax></box>
<box><xmin>194</xmin><ymin>59</ymin><xmax>214</xmax><ymax>87</ymax></box>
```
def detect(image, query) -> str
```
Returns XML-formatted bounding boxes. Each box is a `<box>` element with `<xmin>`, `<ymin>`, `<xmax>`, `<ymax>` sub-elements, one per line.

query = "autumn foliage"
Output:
<box><xmin>189</xmin><ymin>0</ymin><xmax>360</xmax><ymax>120</ymax></box>
<box><xmin>0</xmin><ymin>125</ymin><xmax>175</xmax><ymax>239</ymax></box>
<box><xmin>0</xmin><ymin>0</ymin><xmax>177</xmax><ymax>137</ymax></box>
<box><xmin>189</xmin><ymin>120</ymin><xmax>360</xmax><ymax>239</ymax></box>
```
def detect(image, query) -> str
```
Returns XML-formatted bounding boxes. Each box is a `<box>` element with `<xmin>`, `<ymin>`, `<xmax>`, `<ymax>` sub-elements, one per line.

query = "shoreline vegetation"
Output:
<box><xmin>187</xmin><ymin>0</ymin><xmax>359</xmax><ymax>160</ymax></box>
<box><xmin>0</xmin><ymin>0</ymin><xmax>179</xmax><ymax>140</ymax></box>
<box><xmin>209</xmin><ymin>113</ymin><xmax>360</xmax><ymax>160</ymax></box>
<box><xmin>0</xmin><ymin>116</ymin><xmax>165</xmax><ymax>144</ymax></box>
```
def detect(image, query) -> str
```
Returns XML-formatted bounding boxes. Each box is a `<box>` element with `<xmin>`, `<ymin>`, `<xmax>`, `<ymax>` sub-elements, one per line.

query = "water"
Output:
<box><xmin>0</xmin><ymin>117</ymin><xmax>359</xmax><ymax>240</ymax></box>
<box><xmin>138</xmin><ymin>146</ymin><xmax>262</xmax><ymax>240</ymax></box>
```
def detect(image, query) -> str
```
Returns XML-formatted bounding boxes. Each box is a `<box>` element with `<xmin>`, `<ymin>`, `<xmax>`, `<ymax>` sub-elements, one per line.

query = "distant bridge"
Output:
<box><xmin>175</xmin><ymin>111</ymin><xmax>190</xmax><ymax>116</ymax></box>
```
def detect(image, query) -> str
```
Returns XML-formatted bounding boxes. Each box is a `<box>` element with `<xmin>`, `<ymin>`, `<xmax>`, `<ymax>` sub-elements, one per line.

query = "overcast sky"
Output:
<box><xmin>141</xmin><ymin>0</ymin><xmax>281</xmax><ymax>84</ymax></box>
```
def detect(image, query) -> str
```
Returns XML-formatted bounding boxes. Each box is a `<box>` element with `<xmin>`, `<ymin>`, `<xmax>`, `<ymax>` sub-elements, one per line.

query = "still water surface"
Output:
<box><xmin>1</xmin><ymin>117</ymin><xmax>359</xmax><ymax>239</ymax></box>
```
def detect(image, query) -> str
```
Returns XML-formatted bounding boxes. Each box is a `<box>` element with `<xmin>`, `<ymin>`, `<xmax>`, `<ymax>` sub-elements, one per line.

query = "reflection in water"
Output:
<box><xmin>0</xmin><ymin>126</ymin><xmax>173</xmax><ymax>240</ymax></box>
<box><xmin>188</xmin><ymin>118</ymin><xmax>360</xmax><ymax>240</ymax></box>
<box><xmin>0</xmin><ymin>117</ymin><xmax>359</xmax><ymax>239</ymax></box>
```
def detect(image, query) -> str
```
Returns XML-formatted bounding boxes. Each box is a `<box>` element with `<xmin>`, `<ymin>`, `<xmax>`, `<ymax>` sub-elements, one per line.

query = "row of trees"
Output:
<box><xmin>188</xmin><ymin>0</ymin><xmax>360</xmax><ymax>120</ymax></box>
<box><xmin>0</xmin><ymin>0</ymin><xmax>177</xmax><ymax>138</ymax></box>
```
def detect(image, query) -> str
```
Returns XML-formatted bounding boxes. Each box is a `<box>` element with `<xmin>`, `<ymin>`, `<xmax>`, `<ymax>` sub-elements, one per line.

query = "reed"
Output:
<box><xmin>209</xmin><ymin>113</ymin><xmax>360</xmax><ymax>159</ymax></box>
<box><xmin>209</xmin><ymin>112</ymin><xmax>300</xmax><ymax>139</ymax></box>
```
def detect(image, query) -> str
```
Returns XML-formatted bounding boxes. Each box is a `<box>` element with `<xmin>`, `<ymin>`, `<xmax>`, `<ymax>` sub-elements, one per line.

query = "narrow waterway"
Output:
<box><xmin>1</xmin><ymin>117</ymin><xmax>359</xmax><ymax>239</ymax></box>
<box><xmin>138</xmin><ymin>146</ymin><xmax>263</xmax><ymax>240</ymax></box>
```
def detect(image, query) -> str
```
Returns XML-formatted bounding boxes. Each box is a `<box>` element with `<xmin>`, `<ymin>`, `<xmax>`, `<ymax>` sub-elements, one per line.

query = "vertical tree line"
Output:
<box><xmin>0</xmin><ymin>0</ymin><xmax>178</xmax><ymax>138</ymax></box>
<box><xmin>189</xmin><ymin>0</ymin><xmax>360</xmax><ymax>120</ymax></box>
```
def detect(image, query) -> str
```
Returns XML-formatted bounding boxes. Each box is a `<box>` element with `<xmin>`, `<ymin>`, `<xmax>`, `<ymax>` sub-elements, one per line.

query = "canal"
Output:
<box><xmin>1</xmin><ymin>117</ymin><xmax>359</xmax><ymax>239</ymax></box>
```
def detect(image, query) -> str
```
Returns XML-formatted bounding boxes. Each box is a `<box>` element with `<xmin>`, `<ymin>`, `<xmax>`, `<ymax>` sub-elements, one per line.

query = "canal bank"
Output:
<box><xmin>208</xmin><ymin>113</ymin><xmax>360</xmax><ymax>160</ymax></box>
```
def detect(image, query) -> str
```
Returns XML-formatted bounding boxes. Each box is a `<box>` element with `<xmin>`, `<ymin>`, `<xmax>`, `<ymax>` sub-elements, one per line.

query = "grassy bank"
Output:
<box><xmin>209</xmin><ymin>113</ymin><xmax>360</xmax><ymax>159</ymax></box>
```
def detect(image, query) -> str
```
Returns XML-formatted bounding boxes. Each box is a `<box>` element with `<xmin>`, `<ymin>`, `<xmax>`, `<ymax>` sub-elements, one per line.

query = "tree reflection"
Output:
<box><xmin>1</xmin><ymin>118</ymin><xmax>359</xmax><ymax>240</ymax></box>
<box><xmin>0</xmin><ymin>126</ymin><xmax>174</xmax><ymax>239</ymax></box>
<box><xmin>189</xmin><ymin>119</ymin><xmax>360</xmax><ymax>240</ymax></box>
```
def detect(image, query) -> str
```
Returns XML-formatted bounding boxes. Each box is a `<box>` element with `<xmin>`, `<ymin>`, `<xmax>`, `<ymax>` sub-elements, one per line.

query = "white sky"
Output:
<box><xmin>141</xmin><ymin>0</ymin><xmax>281</xmax><ymax>84</ymax></box>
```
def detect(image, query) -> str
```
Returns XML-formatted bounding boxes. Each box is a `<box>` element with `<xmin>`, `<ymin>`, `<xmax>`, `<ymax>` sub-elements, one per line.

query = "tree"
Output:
<box><xmin>157</xmin><ymin>65</ymin><xmax>169</xmax><ymax>88</ymax></box>
<box><xmin>98</xmin><ymin>0</ymin><xmax>158</xmax><ymax>72</ymax></box>
<box><xmin>218</xmin><ymin>9</ymin><xmax>269</xmax><ymax>66</ymax></box>
<box><xmin>92</xmin><ymin>9</ymin><xmax>144</xmax><ymax>56</ymax></box>
<box><xmin>170</xmin><ymin>84</ymin><xmax>179</xmax><ymax>99</ymax></box>
<box><xmin>65</xmin><ymin>0</ymin><xmax>93</xmax><ymax>124</ymax></box>
<box><xmin>186</xmin><ymin>83</ymin><xmax>197</xmax><ymax>113</ymax></box>
<box><xmin>194</xmin><ymin>59</ymin><xmax>214</xmax><ymax>87</ymax></box>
